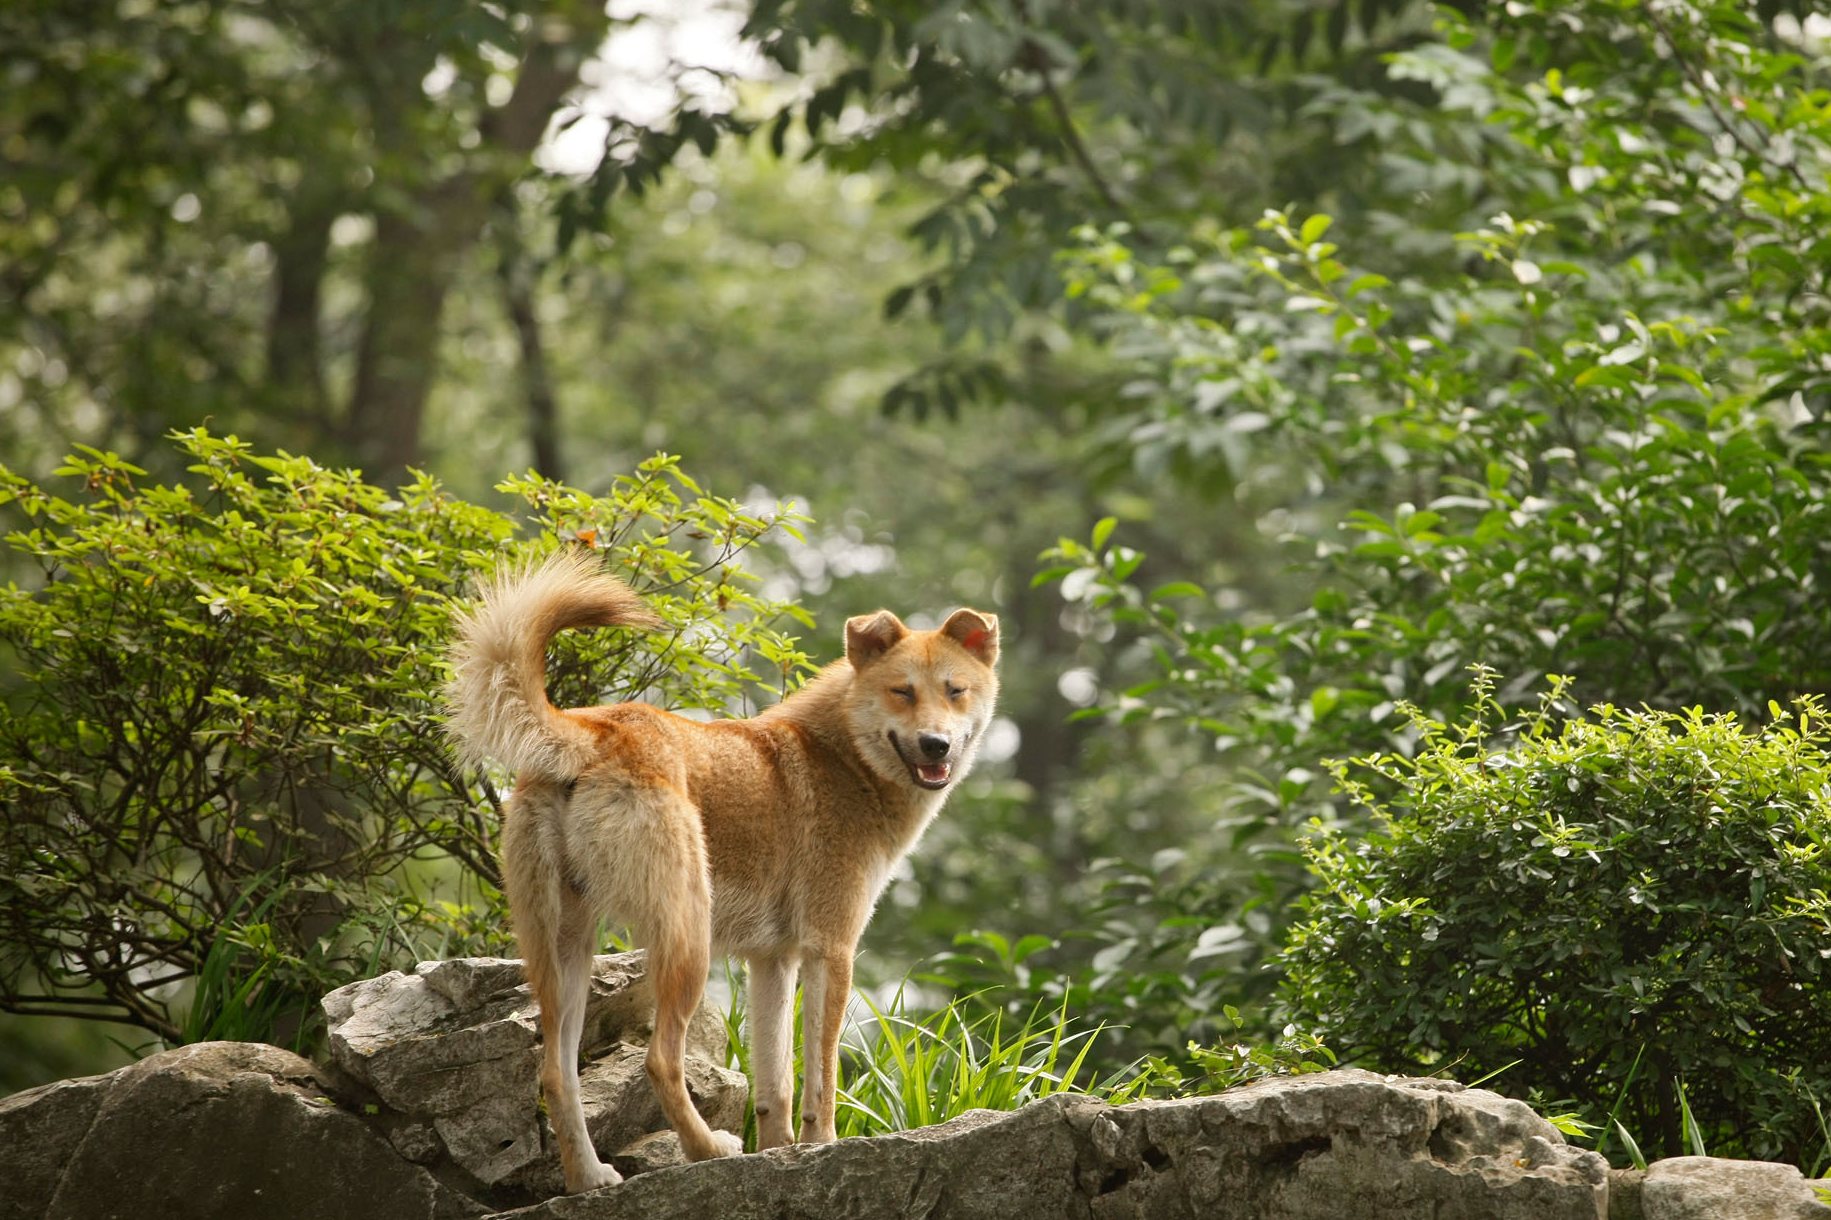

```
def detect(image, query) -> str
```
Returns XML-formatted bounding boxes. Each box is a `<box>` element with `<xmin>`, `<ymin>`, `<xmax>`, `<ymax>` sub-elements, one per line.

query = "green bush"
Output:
<box><xmin>0</xmin><ymin>429</ymin><xmax>808</xmax><ymax>1050</ymax></box>
<box><xmin>1279</xmin><ymin>673</ymin><xmax>1831</xmax><ymax>1164</ymax></box>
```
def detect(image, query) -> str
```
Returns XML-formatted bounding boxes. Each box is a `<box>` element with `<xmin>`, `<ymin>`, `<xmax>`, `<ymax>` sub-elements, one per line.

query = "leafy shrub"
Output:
<box><xmin>1125</xmin><ymin>1005</ymin><xmax>1336</xmax><ymax>1099</ymax></box>
<box><xmin>0</xmin><ymin>430</ymin><xmax>807</xmax><ymax>1048</ymax></box>
<box><xmin>1279</xmin><ymin>673</ymin><xmax>1831</xmax><ymax>1163</ymax></box>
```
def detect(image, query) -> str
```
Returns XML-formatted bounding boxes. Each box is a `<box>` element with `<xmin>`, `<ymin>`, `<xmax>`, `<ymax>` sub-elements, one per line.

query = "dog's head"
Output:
<box><xmin>843</xmin><ymin>607</ymin><xmax>1000</xmax><ymax>796</ymax></box>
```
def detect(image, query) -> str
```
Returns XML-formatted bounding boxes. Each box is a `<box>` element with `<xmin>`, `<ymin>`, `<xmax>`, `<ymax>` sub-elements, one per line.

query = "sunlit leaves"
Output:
<box><xmin>0</xmin><ymin>430</ymin><xmax>811</xmax><ymax>1046</ymax></box>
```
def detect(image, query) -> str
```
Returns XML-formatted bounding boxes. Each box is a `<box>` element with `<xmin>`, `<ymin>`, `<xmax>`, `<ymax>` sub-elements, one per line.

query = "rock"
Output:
<box><xmin>494</xmin><ymin>1049</ymin><xmax>748</xmax><ymax>1200</ymax></box>
<box><xmin>0</xmin><ymin>1041</ymin><xmax>480</xmax><ymax>1220</ymax></box>
<box><xmin>0</xmin><ymin>1072</ymin><xmax>116</xmax><ymax>1220</ymax></box>
<box><xmin>495</xmin><ymin>1095</ymin><xmax>1088</xmax><ymax>1220</ymax></box>
<box><xmin>1079</xmin><ymin>1070</ymin><xmax>1608</xmax><ymax>1220</ymax></box>
<box><xmin>608</xmin><ymin>1131</ymin><xmax>687</xmax><ymax>1177</ymax></box>
<box><xmin>11</xmin><ymin>1032</ymin><xmax>1828</xmax><ymax>1220</ymax></box>
<box><xmin>1608</xmin><ymin>1169</ymin><xmax>1645</xmax><ymax>1220</ymax></box>
<box><xmin>577</xmin><ymin>1043</ymin><xmax>749</xmax><ymax>1161</ymax></box>
<box><xmin>321</xmin><ymin>953</ymin><xmax>743</xmax><ymax>1197</ymax></box>
<box><xmin>1641</xmin><ymin>1156</ymin><xmax>1831</xmax><ymax>1220</ymax></box>
<box><xmin>485</xmin><ymin>1069</ymin><xmax>1611</xmax><ymax>1220</ymax></box>
<box><xmin>392</xmin><ymin>1120</ymin><xmax>449</xmax><ymax>1166</ymax></box>
<box><xmin>322</xmin><ymin>954</ymin><xmax>722</xmax><ymax>1119</ymax></box>
<box><xmin>434</xmin><ymin>1093</ymin><xmax>546</xmax><ymax>1186</ymax></box>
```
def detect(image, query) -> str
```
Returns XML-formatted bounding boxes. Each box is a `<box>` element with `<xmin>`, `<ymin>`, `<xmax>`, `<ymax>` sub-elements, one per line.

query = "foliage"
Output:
<box><xmin>1126</xmin><ymin>1005</ymin><xmax>1336</xmax><ymax>1099</ymax></box>
<box><xmin>740</xmin><ymin>0</ymin><xmax>1465</xmax><ymax>419</ymax></box>
<box><xmin>834</xmin><ymin>988</ymin><xmax>1140</xmax><ymax>1137</ymax></box>
<box><xmin>1280</xmin><ymin>673</ymin><xmax>1831</xmax><ymax>1163</ymax></box>
<box><xmin>1019</xmin><ymin>0</ymin><xmax>1831</xmax><ymax>1060</ymax></box>
<box><xmin>0</xmin><ymin>0</ymin><xmax>720</xmax><ymax>476</ymax></box>
<box><xmin>916</xmin><ymin>851</ymin><xmax>1289</xmax><ymax>1067</ymax></box>
<box><xmin>0</xmin><ymin>0</ymin><xmax>1469</xmax><ymax>468</ymax></box>
<box><xmin>1056</xmin><ymin>0</ymin><xmax>1831</xmax><ymax>740</ymax></box>
<box><xmin>0</xmin><ymin>429</ymin><xmax>807</xmax><ymax>1047</ymax></box>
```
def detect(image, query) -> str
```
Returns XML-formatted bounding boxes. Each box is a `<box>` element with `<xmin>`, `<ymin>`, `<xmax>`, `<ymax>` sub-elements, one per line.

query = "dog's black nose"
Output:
<box><xmin>917</xmin><ymin>732</ymin><xmax>951</xmax><ymax>760</ymax></box>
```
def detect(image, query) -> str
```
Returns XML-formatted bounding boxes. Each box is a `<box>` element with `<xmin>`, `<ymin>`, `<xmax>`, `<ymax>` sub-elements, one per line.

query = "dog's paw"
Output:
<box><xmin>707</xmin><ymin>1129</ymin><xmax>745</xmax><ymax>1159</ymax></box>
<box><xmin>568</xmin><ymin>1160</ymin><xmax>624</xmax><ymax>1193</ymax></box>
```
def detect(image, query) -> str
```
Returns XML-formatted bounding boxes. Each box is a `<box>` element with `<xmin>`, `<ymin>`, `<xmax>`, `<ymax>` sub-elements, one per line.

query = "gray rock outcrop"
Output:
<box><xmin>0</xmin><ymin>1040</ymin><xmax>480</xmax><ymax>1220</ymax></box>
<box><xmin>1634</xmin><ymin>1155</ymin><xmax>1830</xmax><ymax>1220</ymax></box>
<box><xmin>6</xmin><ymin>953</ymin><xmax>1828</xmax><ymax>1220</ymax></box>
<box><xmin>488</xmin><ymin>1069</ymin><xmax>1613</xmax><ymax>1220</ymax></box>
<box><xmin>320</xmin><ymin>952</ymin><xmax>745</xmax><ymax>1199</ymax></box>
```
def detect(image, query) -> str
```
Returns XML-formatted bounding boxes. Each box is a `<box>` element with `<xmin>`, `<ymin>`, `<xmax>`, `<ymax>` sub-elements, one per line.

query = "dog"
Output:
<box><xmin>445</xmin><ymin>549</ymin><xmax>1000</xmax><ymax>1192</ymax></box>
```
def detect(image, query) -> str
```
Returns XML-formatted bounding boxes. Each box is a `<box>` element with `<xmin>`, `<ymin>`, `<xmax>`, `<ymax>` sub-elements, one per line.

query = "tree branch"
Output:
<box><xmin>1641</xmin><ymin>3</ymin><xmax>1812</xmax><ymax>196</ymax></box>
<box><xmin>1039</xmin><ymin>67</ymin><xmax>1134</xmax><ymax>224</ymax></box>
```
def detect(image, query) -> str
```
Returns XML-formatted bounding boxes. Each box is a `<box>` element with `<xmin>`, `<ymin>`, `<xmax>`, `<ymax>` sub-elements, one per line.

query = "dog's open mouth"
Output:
<box><xmin>890</xmin><ymin>732</ymin><xmax>953</xmax><ymax>790</ymax></box>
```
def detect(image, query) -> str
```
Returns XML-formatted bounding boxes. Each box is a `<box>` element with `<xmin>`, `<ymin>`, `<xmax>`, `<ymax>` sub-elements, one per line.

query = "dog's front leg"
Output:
<box><xmin>747</xmin><ymin>953</ymin><xmax>799</xmax><ymax>1150</ymax></box>
<box><xmin>797</xmin><ymin>947</ymin><xmax>852</xmax><ymax>1144</ymax></box>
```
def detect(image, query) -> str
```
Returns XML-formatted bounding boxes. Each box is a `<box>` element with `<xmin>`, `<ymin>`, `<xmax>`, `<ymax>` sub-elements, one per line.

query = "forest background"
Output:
<box><xmin>4</xmin><ymin>0</ymin><xmax>1831</xmax><ymax>1173</ymax></box>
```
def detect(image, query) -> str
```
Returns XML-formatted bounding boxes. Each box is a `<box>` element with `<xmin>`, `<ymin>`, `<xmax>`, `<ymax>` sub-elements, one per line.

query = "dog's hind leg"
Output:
<box><xmin>647</xmin><ymin>933</ymin><xmax>742</xmax><ymax>1161</ymax></box>
<box><xmin>547</xmin><ymin>891</ymin><xmax>620</xmax><ymax>1190</ymax></box>
<box><xmin>636</xmin><ymin>795</ymin><xmax>744</xmax><ymax>1162</ymax></box>
<box><xmin>746</xmin><ymin>952</ymin><xmax>799</xmax><ymax>1150</ymax></box>
<box><xmin>507</xmin><ymin>805</ymin><xmax>621</xmax><ymax>1194</ymax></box>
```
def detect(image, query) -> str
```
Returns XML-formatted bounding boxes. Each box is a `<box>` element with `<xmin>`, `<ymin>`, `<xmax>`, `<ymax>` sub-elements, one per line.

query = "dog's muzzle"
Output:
<box><xmin>891</xmin><ymin>731</ymin><xmax>953</xmax><ymax>790</ymax></box>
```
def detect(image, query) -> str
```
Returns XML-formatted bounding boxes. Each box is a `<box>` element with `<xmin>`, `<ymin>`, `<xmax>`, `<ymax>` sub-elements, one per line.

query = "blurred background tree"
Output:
<box><xmin>5</xmin><ymin>0</ymin><xmax>1830</xmax><ymax>1162</ymax></box>
<box><xmin>2</xmin><ymin>0</ymin><xmax>626</xmax><ymax>477</ymax></box>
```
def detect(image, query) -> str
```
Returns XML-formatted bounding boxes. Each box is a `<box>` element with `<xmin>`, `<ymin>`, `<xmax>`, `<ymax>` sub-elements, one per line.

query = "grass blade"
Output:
<box><xmin>1677</xmin><ymin>1080</ymin><xmax>1708</xmax><ymax>1158</ymax></box>
<box><xmin>1613</xmin><ymin>1120</ymin><xmax>1648</xmax><ymax>1172</ymax></box>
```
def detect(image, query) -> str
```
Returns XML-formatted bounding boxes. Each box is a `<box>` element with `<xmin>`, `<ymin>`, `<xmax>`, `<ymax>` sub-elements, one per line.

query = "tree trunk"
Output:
<box><xmin>265</xmin><ymin>190</ymin><xmax>338</xmax><ymax>452</ymax></box>
<box><xmin>345</xmin><ymin>178</ymin><xmax>490</xmax><ymax>479</ymax></box>
<box><xmin>498</xmin><ymin>215</ymin><xmax>565</xmax><ymax>480</ymax></box>
<box><xmin>338</xmin><ymin>20</ymin><xmax>603</xmax><ymax>481</ymax></box>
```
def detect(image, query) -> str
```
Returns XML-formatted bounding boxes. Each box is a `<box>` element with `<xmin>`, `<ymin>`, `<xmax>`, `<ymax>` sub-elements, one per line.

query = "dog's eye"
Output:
<box><xmin>945</xmin><ymin>684</ymin><xmax>965</xmax><ymax>700</ymax></box>
<box><xmin>891</xmin><ymin>686</ymin><xmax>915</xmax><ymax>703</ymax></box>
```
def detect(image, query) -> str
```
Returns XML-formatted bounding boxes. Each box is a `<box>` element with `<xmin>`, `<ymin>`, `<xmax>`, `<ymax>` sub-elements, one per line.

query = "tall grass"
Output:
<box><xmin>174</xmin><ymin>870</ymin><xmax>317</xmax><ymax>1049</ymax></box>
<box><xmin>835</xmin><ymin>985</ymin><xmax>1141</xmax><ymax>1136</ymax></box>
<box><xmin>1598</xmin><ymin>1064</ymin><xmax>1831</xmax><ymax>1184</ymax></box>
<box><xmin>720</xmin><ymin>973</ymin><xmax>1140</xmax><ymax>1149</ymax></box>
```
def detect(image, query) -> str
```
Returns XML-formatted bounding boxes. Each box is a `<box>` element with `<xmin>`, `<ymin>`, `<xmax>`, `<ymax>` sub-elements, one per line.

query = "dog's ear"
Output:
<box><xmin>941</xmin><ymin>609</ymin><xmax>999</xmax><ymax>666</ymax></box>
<box><xmin>845</xmin><ymin>610</ymin><xmax>908</xmax><ymax>669</ymax></box>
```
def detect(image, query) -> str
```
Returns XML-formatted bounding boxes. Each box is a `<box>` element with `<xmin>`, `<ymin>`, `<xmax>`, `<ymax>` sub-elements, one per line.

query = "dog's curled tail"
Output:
<box><xmin>445</xmin><ymin>549</ymin><xmax>662</xmax><ymax>780</ymax></box>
